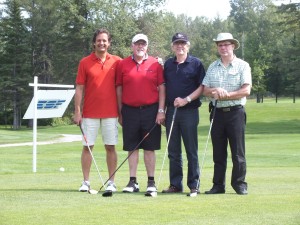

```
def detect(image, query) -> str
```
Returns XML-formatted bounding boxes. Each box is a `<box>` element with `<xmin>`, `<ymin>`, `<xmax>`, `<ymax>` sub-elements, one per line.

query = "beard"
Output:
<box><xmin>136</xmin><ymin>50</ymin><xmax>145</xmax><ymax>57</ymax></box>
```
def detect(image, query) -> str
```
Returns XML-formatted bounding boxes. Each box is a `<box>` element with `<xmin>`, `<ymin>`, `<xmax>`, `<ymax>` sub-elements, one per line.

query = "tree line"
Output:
<box><xmin>0</xmin><ymin>0</ymin><xmax>299</xmax><ymax>129</ymax></box>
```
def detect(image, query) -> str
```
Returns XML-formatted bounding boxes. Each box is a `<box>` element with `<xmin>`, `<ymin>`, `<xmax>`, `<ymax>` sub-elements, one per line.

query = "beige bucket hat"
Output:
<box><xmin>213</xmin><ymin>33</ymin><xmax>240</xmax><ymax>50</ymax></box>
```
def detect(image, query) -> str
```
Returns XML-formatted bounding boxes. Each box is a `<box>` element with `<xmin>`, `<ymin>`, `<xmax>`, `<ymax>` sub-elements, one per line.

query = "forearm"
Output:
<box><xmin>74</xmin><ymin>85</ymin><xmax>84</xmax><ymax>124</ymax></box>
<box><xmin>188</xmin><ymin>84</ymin><xmax>203</xmax><ymax>101</ymax></box>
<box><xmin>203</xmin><ymin>84</ymin><xmax>251</xmax><ymax>100</ymax></box>
<box><xmin>158</xmin><ymin>84</ymin><xmax>166</xmax><ymax>110</ymax></box>
<box><xmin>174</xmin><ymin>85</ymin><xmax>203</xmax><ymax>107</ymax></box>
<box><xmin>227</xmin><ymin>84</ymin><xmax>251</xmax><ymax>100</ymax></box>
<box><xmin>74</xmin><ymin>85</ymin><xmax>84</xmax><ymax>114</ymax></box>
<box><xmin>116</xmin><ymin>86</ymin><xmax>123</xmax><ymax>115</ymax></box>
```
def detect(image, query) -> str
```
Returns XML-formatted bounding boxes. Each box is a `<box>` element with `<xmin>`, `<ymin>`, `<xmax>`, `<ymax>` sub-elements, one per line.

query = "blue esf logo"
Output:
<box><xmin>37</xmin><ymin>100</ymin><xmax>66</xmax><ymax>109</ymax></box>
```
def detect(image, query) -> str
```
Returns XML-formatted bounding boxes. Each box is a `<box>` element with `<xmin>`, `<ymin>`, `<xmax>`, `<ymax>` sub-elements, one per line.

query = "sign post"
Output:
<box><xmin>23</xmin><ymin>76</ymin><xmax>75</xmax><ymax>172</ymax></box>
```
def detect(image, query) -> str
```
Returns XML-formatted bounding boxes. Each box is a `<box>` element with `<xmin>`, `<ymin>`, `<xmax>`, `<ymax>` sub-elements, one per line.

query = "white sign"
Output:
<box><xmin>24</xmin><ymin>76</ymin><xmax>75</xmax><ymax>172</ymax></box>
<box><xmin>23</xmin><ymin>90</ymin><xmax>75</xmax><ymax>119</ymax></box>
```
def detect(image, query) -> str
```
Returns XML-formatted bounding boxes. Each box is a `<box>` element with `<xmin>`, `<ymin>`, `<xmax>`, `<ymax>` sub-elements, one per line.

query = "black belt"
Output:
<box><xmin>216</xmin><ymin>105</ymin><xmax>243</xmax><ymax>112</ymax></box>
<box><xmin>123</xmin><ymin>103</ymin><xmax>158</xmax><ymax>109</ymax></box>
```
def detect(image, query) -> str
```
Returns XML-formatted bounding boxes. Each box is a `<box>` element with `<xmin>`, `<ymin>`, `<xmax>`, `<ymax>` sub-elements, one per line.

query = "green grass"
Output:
<box><xmin>1</xmin><ymin>98</ymin><xmax>300</xmax><ymax>225</ymax></box>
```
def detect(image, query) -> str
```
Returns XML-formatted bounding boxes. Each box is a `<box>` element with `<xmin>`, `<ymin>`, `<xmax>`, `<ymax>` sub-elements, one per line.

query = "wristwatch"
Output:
<box><xmin>158</xmin><ymin>109</ymin><xmax>165</xmax><ymax>113</ymax></box>
<box><xmin>186</xmin><ymin>96</ymin><xmax>192</xmax><ymax>103</ymax></box>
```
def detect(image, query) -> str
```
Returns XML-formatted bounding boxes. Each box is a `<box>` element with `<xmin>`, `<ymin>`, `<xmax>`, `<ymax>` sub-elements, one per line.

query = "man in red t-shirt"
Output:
<box><xmin>116</xmin><ymin>34</ymin><xmax>165</xmax><ymax>196</ymax></box>
<box><xmin>74</xmin><ymin>29</ymin><xmax>121</xmax><ymax>193</ymax></box>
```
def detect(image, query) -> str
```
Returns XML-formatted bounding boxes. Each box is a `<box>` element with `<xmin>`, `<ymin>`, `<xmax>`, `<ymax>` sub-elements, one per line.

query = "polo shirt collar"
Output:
<box><xmin>131</xmin><ymin>53</ymin><xmax>148</xmax><ymax>62</ymax></box>
<box><xmin>172</xmin><ymin>54</ymin><xmax>191</xmax><ymax>63</ymax></box>
<box><xmin>91</xmin><ymin>52</ymin><xmax>111</xmax><ymax>61</ymax></box>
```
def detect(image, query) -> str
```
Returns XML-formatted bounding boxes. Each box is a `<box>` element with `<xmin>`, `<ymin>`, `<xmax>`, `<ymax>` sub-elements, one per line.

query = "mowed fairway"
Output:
<box><xmin>0</xmin><ymin>99</ymin><xmax>299</xmax><ymax>225</ymax></box>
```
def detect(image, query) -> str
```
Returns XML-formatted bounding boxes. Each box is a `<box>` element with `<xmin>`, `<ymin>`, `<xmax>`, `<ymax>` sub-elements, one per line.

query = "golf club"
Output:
<box><xmin>188</xmin><ymin>100</ymin><xmax>218</xmax><ymax>197</ymax></box>
<box><xmin>99</xmin><ymin>123</ymin><xmax>158</xmax><ymax>196</ymax></box>
<box><xmin>156</xmin><ymin>107</ymin><xmax>178</xmax><ymax>192</ymax></box>
<box><xmin>79</xmin><ymin>123</ymin><xmax>105</xmax><ymax>195</ymax></box>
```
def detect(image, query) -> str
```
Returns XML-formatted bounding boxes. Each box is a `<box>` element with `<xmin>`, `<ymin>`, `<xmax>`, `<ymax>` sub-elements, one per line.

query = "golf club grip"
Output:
<box><xmin>212</xmin><ymin>100</ymin><xmax>218</xmax><ymax>118</ymax></box>
<box><xmin>79</xmin><ymin>124</ymin><xmax>87</xmax><ymax>141</ymax></box>
<box><xmin>172</xmin><ymin>107</ymin><xmax>178</xmax><ymax>120</ymax></box>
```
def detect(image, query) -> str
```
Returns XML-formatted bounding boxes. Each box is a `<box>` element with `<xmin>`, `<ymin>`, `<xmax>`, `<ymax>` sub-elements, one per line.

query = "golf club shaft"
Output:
<box><xmin>99</xmin><ymin>123</ymin><xmax>158</xmax><ymax>191</ymax></box>
<box><xmin>197</xmin><ymin>100</ymin><xmax>218</xmax><ymax>190</ymax></box>
<box><xmin>79</xmin><ymin>123</ymin><xmax>105</xmax><ymax>187</ymax></box>
<box><xmin>157</xmin><ymin>107</ymin><xmax>178</xmax><ymax>189</ymax></box>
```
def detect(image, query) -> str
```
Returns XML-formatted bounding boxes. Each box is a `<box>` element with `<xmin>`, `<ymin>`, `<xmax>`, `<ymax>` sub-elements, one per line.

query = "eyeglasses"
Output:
<box><xmin>173</xmin><ymin>41</ymin><xmax>187</xmax><ymax>46</ymax></box>
<box><xmin>134</xmin><ymin>41</ymin><xmax>147</xmax><ymax>46</ymax></box>
<box><xmin>217</xmin><ymin>43</ymin><xmax>233</xmax><ymax>48</ymax></box>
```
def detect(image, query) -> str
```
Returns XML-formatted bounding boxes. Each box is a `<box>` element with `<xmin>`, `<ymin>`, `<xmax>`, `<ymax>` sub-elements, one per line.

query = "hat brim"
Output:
<box><xmin>132</xmin><ymin>39</ymin><xmax>148</xmax><ymax>44</ymax></box>
<box><xmin>172</xmin><ymin>39</ymin><xmax>188</xmax><ymax>44</ymax></box>
<box><xmin>213</xmin><ymin>38</ymin><xmax>240</xmax><ymax>50</ymax></box>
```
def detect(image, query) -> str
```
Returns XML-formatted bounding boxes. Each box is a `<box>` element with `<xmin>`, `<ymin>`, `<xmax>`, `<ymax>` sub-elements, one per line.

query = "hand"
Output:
<box><xmin>73</xmin><ymin>113</ymin><xmax>82</xmax><ymax>125</ymax></box>
<box><xmin>174</xmin><ymin>97</ymin><xmax>188</xmax><ymax>107</ymax></box>
<box><xmin>156</xmin><ymin>112</ymin><xmax>165</xmax><ymax>125</ymax></box>
<box><xmin>212</xmin><ymin>88</ymin><xmax>230</xmax><ymax>100</ymax></box>
<box><xmin>118</xmin><ymin>116</ymin><xmax>123</xmax><ymax>127</ymax></box>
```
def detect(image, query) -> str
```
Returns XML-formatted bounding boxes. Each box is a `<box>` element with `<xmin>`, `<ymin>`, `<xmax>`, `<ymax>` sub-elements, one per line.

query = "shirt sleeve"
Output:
<box><xmin>157</xmin><ymin>62</ymin><xmax>165</xmax><ymax>85</ymax></box>
<box><xmin>241</xmin><ymin>62</ymin><xmax>252</xmax><ymax>86</ymax></box>
<box><xmin>115</xmin><ymin>60</ymin><xmax>124</xmax><ymax>86</ymax></box>
<box><xmin>198</xmin><ymin>60</ymin><xmax>206</xmax><ymax>85</ymax></box>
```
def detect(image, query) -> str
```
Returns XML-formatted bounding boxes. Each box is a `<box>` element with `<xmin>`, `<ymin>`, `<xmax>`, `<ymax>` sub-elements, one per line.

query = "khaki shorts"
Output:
<box><xmin>81</xmin><ymin>118</ymin><xmax>118</xmax><ymax>146</ymax></box>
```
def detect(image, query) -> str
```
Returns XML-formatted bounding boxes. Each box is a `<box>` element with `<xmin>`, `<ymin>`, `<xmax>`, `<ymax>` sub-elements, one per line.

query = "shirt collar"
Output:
<box><xmin>172</xmin><ymin>54</ymin><xmax>191</xmax><ymax>63</ymax></box>
<box><xmin>131</xmin><ymin>53</ymin><xmax>148</xmax><ymax>61</ymax></box>
<box><xmin>91</xmin><ymin>52</ymin><xmax>111</xmax><ymax>61</ymax></box>
<box><xmin>217</xmin><ymin>54</ymin><xmax>237</xmax><ymax>66</ymax></box>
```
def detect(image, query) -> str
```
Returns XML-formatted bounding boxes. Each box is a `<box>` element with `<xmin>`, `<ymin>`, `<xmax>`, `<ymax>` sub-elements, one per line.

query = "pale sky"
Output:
<box><xmin>161</xmin><ymin>0</ymin><xmax>231</xmax><ymax>19</ymax></box>
<box><xmin>160</xmin><ymin>0</ymin><xmax>298</xmax><ymax>19</ymax></box>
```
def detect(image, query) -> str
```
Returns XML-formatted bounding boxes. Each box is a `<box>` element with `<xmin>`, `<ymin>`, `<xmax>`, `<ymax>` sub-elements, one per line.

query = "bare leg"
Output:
<box><xmin>105</xmin><ymin>144</ymin><xmax>117</xmax><ymax>182</ymax></box>
<box><xmin>128</xmin><ymin>150</ymin><xmax>139</xmax><ymax>177</ymax></box>
<box><xmin>144</xmin><ymin>150</ymin><xmax>156</xmax><ymax>177</ymax></box>
<box><xmin>81</xmin><ymin>146</ymin><xmax>93</xmax><ymax>181</ymax></box>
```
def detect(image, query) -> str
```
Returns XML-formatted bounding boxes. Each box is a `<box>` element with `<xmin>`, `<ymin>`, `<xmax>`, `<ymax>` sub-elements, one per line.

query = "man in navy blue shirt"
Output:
<box><xmin>162</xmin><ymin>33</ymin><xmax>205</xmax><ymax>196</ymax></box>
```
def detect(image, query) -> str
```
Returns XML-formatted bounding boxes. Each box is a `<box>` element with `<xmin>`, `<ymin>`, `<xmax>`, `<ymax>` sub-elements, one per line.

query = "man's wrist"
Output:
<box><xmin>158</xmin><ymin>109</ymin><xmax>165</xmax><ymax>113</ymax></box>
<box><xmin>186</xmin><ymin>96</ymin><xmax>192</xmax><ymax>103</ymax></box>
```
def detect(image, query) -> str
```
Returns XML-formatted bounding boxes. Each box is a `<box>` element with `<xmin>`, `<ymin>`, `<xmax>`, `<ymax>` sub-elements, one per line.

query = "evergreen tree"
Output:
<box><xmin>0</xmin><ymin>0</ymin><xmax>31</xmax><ymax>129</ymax></box>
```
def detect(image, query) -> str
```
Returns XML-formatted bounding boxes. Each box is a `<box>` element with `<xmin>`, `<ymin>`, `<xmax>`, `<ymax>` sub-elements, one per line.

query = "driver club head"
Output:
<box><xmin>187</xmin><ymin>192</ymin><xmax>198</xmax><ymax>197</ymax></box>
<box><xmin>145</xmin><ymin>191</ymin><xmax>157</xmax><ymax>197</ymax></box>
<box><xmin>88</xmin><ymin>189</ymin><xmax>99</xmax><ymax>195</ymax></box>
<box><xmin>102</xmin><ymin>190</ymin><xmax>113</xmax><ymax>197</ymax></box>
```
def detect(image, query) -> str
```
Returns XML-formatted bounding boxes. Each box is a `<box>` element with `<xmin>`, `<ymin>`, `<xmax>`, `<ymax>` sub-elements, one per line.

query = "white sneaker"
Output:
<box><xmin>146</xmin><ymin>180</ymin><xmax>157</xmax><ymax>192</ymax></box>
<box><xmin>79</xmin><ymin>181</ymin><xmax>90</xmax><ymax>192</ymax></box>
<box><xmin>123</xmin><ymin>180</ymin><xmax>139</xmax><ymax>193</ymax></box>
<box><xmin>105</xmin><ymin>180</ymin><xmax>117</xmax><ymax>192</ymax></box>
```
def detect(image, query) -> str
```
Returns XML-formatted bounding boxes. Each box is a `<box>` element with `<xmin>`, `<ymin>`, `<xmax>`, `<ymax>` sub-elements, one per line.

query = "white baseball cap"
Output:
<box><xmin>132</xmin><ymin>34</ymin><xmax>148</xmax><ymax>45</ymax></box>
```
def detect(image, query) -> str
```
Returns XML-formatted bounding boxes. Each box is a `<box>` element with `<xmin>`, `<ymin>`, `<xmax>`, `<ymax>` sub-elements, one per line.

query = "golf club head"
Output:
<box><xmin>145</xmin><ymin>191</ymin><xmax>157</xmax><ymax>197</ymax></box>
<box><xmin>102</xmin><ymin>190</ymin><xmax>113</xmax><ymax>197</ymax></box>
<box><xmin>187</xmin><ymin>192</ymin><xmax>198</xmax><ymax>197</ymax></box>
<box><xmin>88</xmin><ymin>189</ymin><xmax>99</xmax><ymax>195</ymax></box>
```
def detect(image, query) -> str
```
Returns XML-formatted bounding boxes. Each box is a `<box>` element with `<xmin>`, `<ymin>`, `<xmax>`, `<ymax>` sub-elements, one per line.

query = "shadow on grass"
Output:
<box><xmin>199</xmin><ymin>119</ymin><xmax>300</xmax><ymax>135</ymax></box>
<box><xmin>0</xmin><ymin>189</ymin><xmax>79</xmax><ymax>193</ymax></box>
<box><xmin>247</xmin><ymin>119</ymin><xmax>300</xmax><ymax>134</ymax></box>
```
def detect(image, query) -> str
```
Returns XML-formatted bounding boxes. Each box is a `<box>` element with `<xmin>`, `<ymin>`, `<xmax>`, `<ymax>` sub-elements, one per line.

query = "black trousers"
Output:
<box><xmin>166</xmin><ymin>107</ymin><xmax>199</xmax><ymax>190</ymax></box>
<box><xmin>210</xmin><ymin>107</ymin><xmax>247</xmax><ymax>190</ymax></box>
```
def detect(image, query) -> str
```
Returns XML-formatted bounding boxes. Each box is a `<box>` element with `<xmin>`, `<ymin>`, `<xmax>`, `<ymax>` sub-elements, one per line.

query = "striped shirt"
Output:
<box><xmin>202</xmin><ymin>56</ymin><xmax>252</xmax><ymax>108</ymax></box>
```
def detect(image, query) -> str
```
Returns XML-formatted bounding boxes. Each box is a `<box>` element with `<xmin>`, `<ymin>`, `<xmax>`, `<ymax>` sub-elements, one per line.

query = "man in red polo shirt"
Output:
<box><xmin>74</xmin><ymin>29</ymin><xmax>121</xmax><ymax>193</ymax></box>
<box><xmin>116</xmin><ymin>34</ymin><xmax>165</xmax><ymax>196</ymax></box>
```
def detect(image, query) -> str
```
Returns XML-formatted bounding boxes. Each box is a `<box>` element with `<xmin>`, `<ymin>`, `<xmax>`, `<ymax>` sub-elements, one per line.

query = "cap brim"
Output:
<box><xmin>172</xmin><ymin>39</ymin><xmax>188</xmax><ymax>43</ymax></box>
<box><xmin>132</xmin><ymin>39</ymin><xmax>148</xmax><ymax>44</ymax></box>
